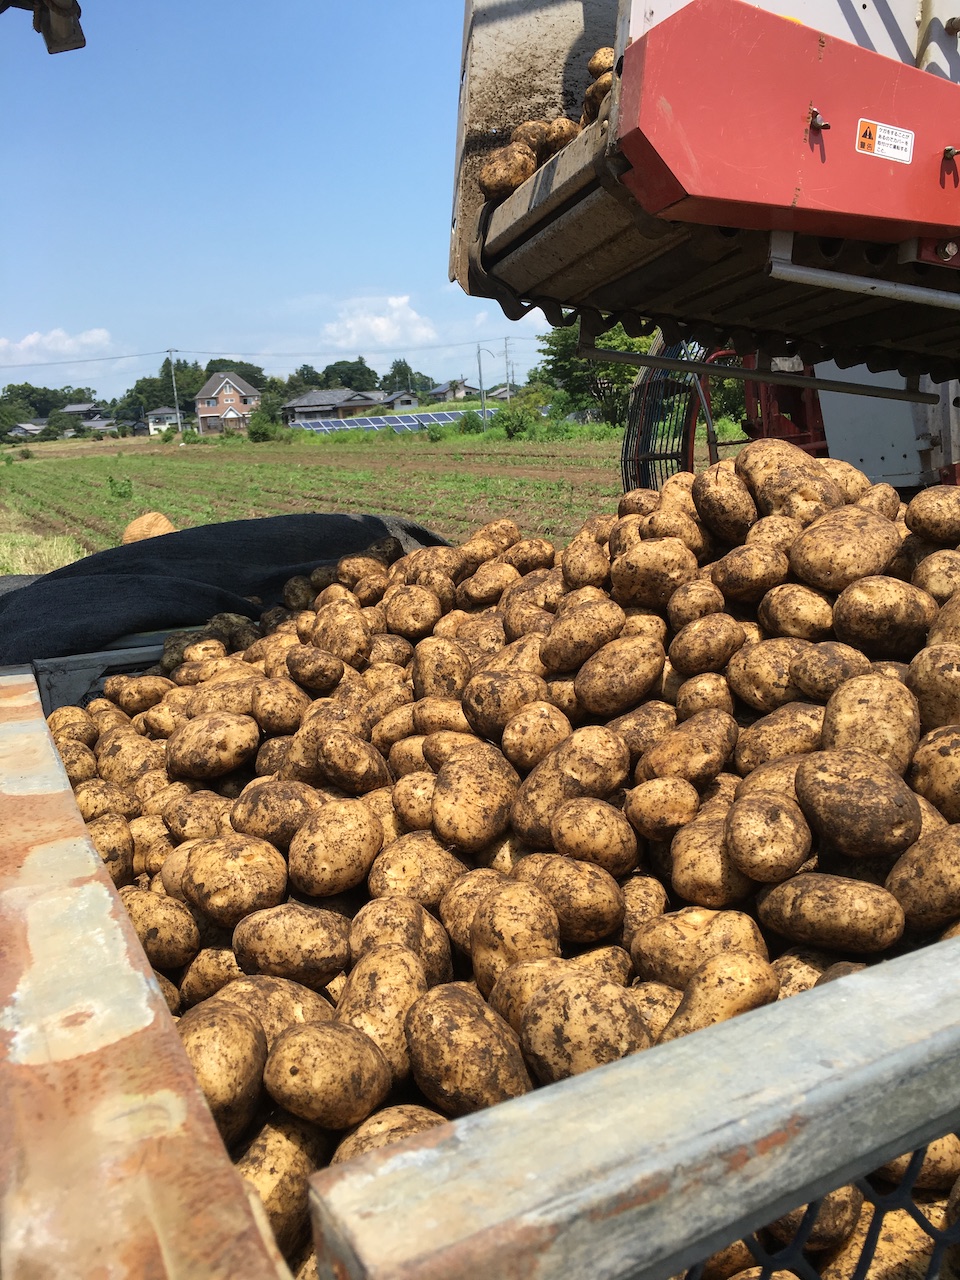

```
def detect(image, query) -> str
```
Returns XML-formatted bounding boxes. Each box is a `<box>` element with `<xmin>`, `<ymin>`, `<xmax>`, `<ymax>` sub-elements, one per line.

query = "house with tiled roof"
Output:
<box><xmin>427</xmin><ymin>379</ymin><xmax>479</xmax><ymax>402</ymax></box>
<box><xmin>282</xmin><ymin>387</ymin><xmax>386</xmax><ymax>425</ymax></box>
<box><xmin>195</xmin><ymin>372</ymin><xmax>261</xmax><ymax>433</ymax></box>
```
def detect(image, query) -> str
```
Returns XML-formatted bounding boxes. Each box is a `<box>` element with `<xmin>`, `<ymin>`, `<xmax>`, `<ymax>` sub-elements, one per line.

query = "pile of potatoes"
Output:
<box><xmin>477</xmin><ymin>46</ymin><xmax>616</xmax><ymax>201</ymax></box>
<box><xmin>48</xmin><ymin>436</ymin><xmax>960</xmax><ymax>1275</ymax></box>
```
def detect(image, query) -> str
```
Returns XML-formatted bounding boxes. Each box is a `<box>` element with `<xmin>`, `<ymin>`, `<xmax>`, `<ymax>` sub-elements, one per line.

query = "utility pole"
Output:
<box><xmin>504</xmin><ymin>338</ymin><xmax>511</xmax><ymax>401</ymax></box>
<box><xmin>167</xmin><ymin>348</ymin><xmax>184</xmax><ymax>434</ymax></box>
<box><xmin>477</xmin><ymin>345</ymin><xmax>486</xmax><ymax>420</ymax></box>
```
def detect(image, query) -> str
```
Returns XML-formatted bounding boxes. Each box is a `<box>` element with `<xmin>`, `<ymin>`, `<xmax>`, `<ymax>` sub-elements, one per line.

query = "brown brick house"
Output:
<box><xmin>195</xmin><ymin>371</ymin><xmax>261</xmax><ymax>433</ymax></box>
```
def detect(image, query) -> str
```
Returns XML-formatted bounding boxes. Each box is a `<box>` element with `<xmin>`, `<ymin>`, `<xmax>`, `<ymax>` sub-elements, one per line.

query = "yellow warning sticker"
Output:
<box><xmin>856</xmin><ymin>117</ymin><xmax>913</xmax><ymax>163</ymax></box>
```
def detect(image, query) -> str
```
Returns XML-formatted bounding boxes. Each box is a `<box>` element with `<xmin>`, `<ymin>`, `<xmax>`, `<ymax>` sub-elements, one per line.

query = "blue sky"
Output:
<box><xmin>0</xmin><ymin>1</ymin><xmax>546</xmax><ymax>399</ymax></box>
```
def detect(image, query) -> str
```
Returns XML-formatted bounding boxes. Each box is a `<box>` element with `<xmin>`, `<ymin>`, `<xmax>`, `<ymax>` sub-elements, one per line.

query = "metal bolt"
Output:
<box><xmin>810</xmin><ymin>109</ymin><xmax>830</xmax><ymax>131</ymax></box>
<box><xmin>946</xmin><ymin>16</ymin><xmax>960</xmax><ymax>33</ymax></box>
<box><xmin>936</xmin><ymin>240</ymin><xmax>960</xmax><ymax>261</ymax></box>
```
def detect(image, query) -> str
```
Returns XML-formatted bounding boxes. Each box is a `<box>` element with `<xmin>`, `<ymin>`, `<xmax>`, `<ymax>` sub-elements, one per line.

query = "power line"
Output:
<box><xmin>0</xmin><ymin>349</ymin><xmax>168</xmax><ymax>371</ymax></box>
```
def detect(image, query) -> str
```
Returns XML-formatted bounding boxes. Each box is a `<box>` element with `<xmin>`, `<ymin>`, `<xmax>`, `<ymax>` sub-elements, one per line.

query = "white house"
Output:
<box><xmin>146</xmin><ymin>406</ymin><xmax>181</xmax><ymax>436</ymax></box>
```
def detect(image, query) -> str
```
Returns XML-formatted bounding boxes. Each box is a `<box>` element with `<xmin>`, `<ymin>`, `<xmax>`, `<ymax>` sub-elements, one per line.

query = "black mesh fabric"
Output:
<box><xmin>0</xmin><ymin>513</ymin><xmax>446</xmax><ymax>664</ymax></box>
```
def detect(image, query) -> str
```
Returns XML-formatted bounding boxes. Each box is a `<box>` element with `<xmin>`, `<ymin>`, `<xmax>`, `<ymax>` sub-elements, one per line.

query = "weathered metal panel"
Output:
<box><xmin>0</xmin><ymin>667</ymin><xmax>289</xmax><ymax>1279</ymax></box>
<box><xmin>310</xmin><ymin>938</ymin><xmax>960</xmax><ymax>1280</ymax></box>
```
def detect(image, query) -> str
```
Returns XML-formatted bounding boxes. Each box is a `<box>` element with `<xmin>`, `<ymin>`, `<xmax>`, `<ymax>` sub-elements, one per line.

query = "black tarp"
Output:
<box><xmin>0</xmin><ymin>513</ymin><xmax>446</xmax><ymax>664</ymax></box>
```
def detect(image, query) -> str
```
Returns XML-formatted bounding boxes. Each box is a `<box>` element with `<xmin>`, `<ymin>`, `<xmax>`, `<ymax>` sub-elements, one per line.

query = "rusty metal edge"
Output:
<box><xmin>0</xmin><ymin>666</ymin><xmax>291</xmax><ymax>1279</ymax></box>
<box><xmin>309</xmin><ymin>937</ymin><xmax>960</xmax><ymax>1280</ymax></box>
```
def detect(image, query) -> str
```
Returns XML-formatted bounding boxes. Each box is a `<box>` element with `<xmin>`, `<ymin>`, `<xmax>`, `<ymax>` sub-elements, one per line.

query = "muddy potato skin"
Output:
<box><xmin>315</xmin><ymin>728</ymin><xmax>391</xmax><ymax>794</ymax></box>
<box><xmin>630</xmin><ymin>907</ymin><xmax>767</xmax><ymax>989</ymax></box>
<box><xmin>213</xmin><ymin>975</ymin><xmax>334</xmax><ymax>1050</ymax></box>
<box><xmin>478</xmin><ymin>141</ymin><xmax>538</xmax><ymax>199</ymax></box>
<box><xmin>833</xmin><ymin>576</ymin><xmax>937</xmax><ymax>659</ymax></box>
<box><xmin>177</xmin><ymin>1001</ymin><xmax>267</xmax><ymax>1145</ymax></box>
<box><xmin>487</xmin><ymin>958</ymin><xmax>568</xmax><ymax>1032</ymax></box>
<box><xmin>788</xmin><ymin>642</ymin><xmax>872</xmax><ymax>702</ymax></box>
<box><xmin>691</xmin><ymin>463</ymin><xmax>758</xmax><ymax>544</ymax></box>
<box><xmin>550</xmin><ymin>797</ymin><xmax>638</xmax><ymax>877</ymax></box>
<box><xmin>757</xmin><ymin>584</ymin><xmax>834</xmax><ymax>642</ymax></box>
<box><xmin>264</xmin><ymin>1021</ymin><xmax>391</xmax><ymax>1129</ymax></box>
<box><xmin>232</xmin><ymin>903</ymin><xmax>350</xmax><ymax>990</ymax></box>
<box><xmin>726</xmin><ymin>638</ymin><xmax>809</xmax><ymax>712</ymax></box>
<box><xmin>609</xmin><ymin>701</ymin><xmax>677</xmax><ymax>763</ymax></box>
<box><xmin>439</xmin><ymin>868</ymin><xmax>507</xmax><ymax>954</ymax></box>
<box><xmin>235</xmin><ymin>1111</ymin><xmax>329</xmax><ymax>1258</ymax></box>
<box><xmin>876</xmin><ymin>1135</ymin><xmax>960</xmax><ymax>1190</ymax></box>
<box><xmin>670</xmin><ymin>811</ymin><xmax>754</xmax><ymax>907</ymax></box>
<box><xmin>511</xmin><ymin>726</ymin><xmax>630</xmax><ymax>848</ymax></box>
<box><xmin>711</xmin><ymin>545</ymin><xmax>789</xmax><ymax>603</ymax></box>
<box><xmin>619</xmin><ymin>874</ymin><xmax>670</xmax><ymax>951</ymax></box>
<box><xmin>118</xmin><ymin>886</ymin><xmax>201</xmax><ymax>969</ymax></box>
<box><xmin>229</xmin><ymin>779</ymin><xmax>325</xmax><ymax>851</ymax></box>
<box><xmin>724</xmin><ymin>791</ymin><xmax>812</xmax><ymax>882</ymax></box>
<box><xmin>906</xmin><ymin>643</ymin><xmax>960</xmax><ymax>732</ymax></box>
<box><xmin>821</xmin><ymin>673</ymin><xmax>920</xmax><ymax>773</ymax></box>
<box><xmin>910</xmin><ymin>726</ymin><xmax>960</xmax><ymax>821</ymax></box>
<box><xmin>335</xmin><ymin>944</ymin><xmax>428</xmax><ymax>1081</ymax></box>
<box><xmin>469</xmin><ymin>880</ymin><xmax>561</xmax><ymax>994</ymax></box>
<box><xmin>539</xmin><ymin>599</ymin><xmax>624</xmax><ymax>672</ymax></box>
<box><xmin>637</xmin><ymin>709</ymin><xmax>739</xmax><ymax>788</ymax></box>
<box><xmin>819</xmin><ymin>1201</ymin><xmax>948</xmax><ymax>1280</ymax></box>
<box><xmin>795</xmin><ymin>750</ymin><xmax>921</xmax><ymax>857</ymax></box>
<box><xmin>574</xmin><ymin>636</ymin><xmax>666</xmax><ymax>717</ymax></box>
<box><xmin>623</xmin><ymin>777</ymin><xmax>699</xmax><ymax>842</ymax></box>
<box><xmin>287</xmin><ymin>798</ymin><xmax>383</xmax><ymax>896</ymax></box>
<box><xmin>181</xmin><ymin>834</ymin><xmax>288</xmax><ymax>928</ymax></box>
<box><xmin>432</xmin><ymin>750</ymin><xmax>519</xmax><ymax>854</ymax></box>
<box><xmin>500</xmin><ymin>701</ymin><xmax>572</xmax><ymax>772</ymax></box>
<box><xmin>885</xmin><ymin>827</ymin><xmax>960</xmax><ymax>933</ymax></box>
<box><xmin>404</xmin><ymin>984</ymin><xmax>533</xmax><ymax>1117</ymax></box>
<box><xmin>180</xmin><ymin>946</ymin><xmax>245</xmax><ymax>1007</ymax></box>
<box><xmin>330</xmin><ymin>1104</ymin><xmax>448</xmax><ymax>1166</ymax></box>
<box><xmin>912</xmin><ymin>549</ymin><xmax>960</xmax><ymax>604</ymax></box>
<box><xmin>87</xmin><ymin>814</ymin><xmax>135</xmax><ymax>887</ymax></box>
<box><xmin>767</xmin><ymin>1184</ymin><xmax>864</xmax><ymax>1251</ymax></box>
<box><xmin>733</xmin><ymin>702</ymin><xmax>824</xmax><ymax>775</ymax></box>
<box><xmin>520</xmin><ymin>971</ymin><xmax>651</xmax><ymax>1083</ymax></box>
<box><xmin>669</xmin><ymin>615</ymin><xmax>745</xmax><ymax>676</ymax></box>
<box><xmin>758</xmin><ymin>873</ymin><xmax>905</xmax><ymax>952</ymax></box>
<box><xmin>905</xmin><ymin>484</ymin><xmax>960</xmax><ymax>543</ymax></box>
<box><xmin>535</xmin><ymin>857</ymin><xmax>625</xmax><ymax>944</ymax></box>
<box><xmin>610</xmin><ymin>536</ymin><xmax>699</xmax><ymax>609</ymax></box>
<box><xmin>349</xmin><ymin>895</ymin><xmax>453</xmax><ymax>986</ymax></box>
<box><xmin>367</xmin><ymin>831</ymin><xmax>469</xmax><ymax>910</ymax></box>
<box><xmin>771</xmin><ymin>947</ymin><xmax>832</xmax><ymax>998</ymax></box>
<box><xmin>789</xmin><ymin>507</ymin><xmax>900</xmax><ymax>592</ymax></box>
<box><xmin>167</xmin><ymin>712</ymin><xmax>260</xmax><ymax>780</ymax></box>
<box><xmin>658</xmin><ymin>950</ymin><xmax>780</xmax><ymax>1042</ymax></box>
<box><xmin>627</xmin><ymin>981</ymin><xmax>684</xmax><ymax>1039</ymax></box>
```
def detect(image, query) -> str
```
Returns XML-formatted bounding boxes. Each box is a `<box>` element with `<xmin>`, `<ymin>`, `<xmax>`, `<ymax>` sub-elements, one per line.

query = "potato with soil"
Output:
<box><xmin>349</xmin><ymin>895</ymin><xmax>453</xmax><ymax>986</ymax></box>
<box><xmin>904</xmin><ymin>484</ymin><xmax>960</xmax><ymax>543</ymax></box>
<box><xmin>180</xmin><ymin>947</ymin><xmax>245</xmax><ymax>1007</ymax></box>
<box><xmin>335</xmin><ymin>944</ymin><xmax>428</xmax><ymax>1081</ymax></box>
<box><xmin>469</xmin><ymin>880</ymin><xmax>561</xmax><ymax>994</ymax></box>
<box><xmin>431</xmin><ymin>748</ymin><xmax>519</xmax><ymax>854</ymax></box>
<box><xmin>287</xmin><ymin>798</ymin><xmax>383</xmax><ymax>897</ymax></box>
<box><xmin>668</xmin><ymin>814</ymin><xmax>751</xmax><ymax>912</ymax></box>
<box><xmin>236</xmin><ymin>1111</ymin><xmax>329</xmax><ymax>1259</ymax></box>
<box><xmin>691</xmin><ymin>463</ymin><xmax>758</xmax><ymax>544</ymax></box>
<box><xmin>535</xmin><ymin>857</ymin><xmax>625</xmax><ymax>944</ymax></box>
<box><xmin>87</xmin><ymin>814</ymin><xmax>135</xmax><ymax>887</ymax></box>
<box><xmin>766</xmin><ymin>1184</ymin><xmax>864</xmax><ymax>1252</ymax></box>
<box><xmin>757</xmin><ymin>584</ymin><xmax>834</xmax><ymax>642</ymax></box>
<box><xmin>177</xmin><ymin>1001</ymin><xmax>267</xmax><ymax>1145</ymax></box>
<box><xmin>734</xmin><ymin>703</ymin><xmax>823</xmax><ymax>776</ymax></box>
<box><xmin>735</xmin><ymin>439</ymin><xmax>844</xmax><ymax>526</ymax></box>
<box><xmin>500</xmin><ymin>701</ymin><xmax>572</xmax><ymax>772</ymax></box>
<box><xmin>404</xmin><ymin>983</ymin><xmax>532</xmax><ymax>1117</ymax></box>
<box><xmin>636</xmin><ymin>709</ymin><xmax>738</xmax><ymax>787</ymax></box>
<box><xmin>911</xmin><ymin>726</ymin><xmax>960</xmax><ymax>822</ymax></box>
<box><xmin>478</xmin><ymin>142</ymin><xmax>538</xmax><ymax>200</ymax></box>
<box><xmin>821</xmin><ymin>673</ymin><xmax>920</xmax><ymax>773</ymax></box>
<box><xmin>314</xmin><ymin>728</ymin><xmax>391</xmax><ymax>795</ymax></box>
<box><xmin>789</xmin><ymin>506</ymin><xmax>901</xmax><ymax>592</ymax></box>
<box><xmin>620</xmin><ymin>874</ymin><xmax>670</xmax><ymax>952</ymax></box>
<box><xmin>439</xmin><ymin>868</ymin><xmax>508</xmax><ymax>954</ymax></box>
<box><xmin>264</xmin><ymin>1021</ymin><xmax>391</xmax><ymax>1129</ymax></box>
<box><xmin>213</xmin><ymin>975</ymin><xmax>334</xmax><ymax>1050</ymax></box>
<box><xmin>367</xmin><ymin>831</ymin><xmax>469</xmax><ymax>910</ymax></box>
<box><xmin>723</xmin><ymin>792</ymin><xmax>812</xmax><ymax>882</ymax></box>
<box><xmin>905</xmin><ymin>643</ymin><xmax>960</xmax><ymax>733</ymax></box>
<box><xmin>833</xmin><ymin>576</ymin><xmax>937</xmax><ymax>659</ymax></box>
<box><xmin>610</xmin><ymin>536</ymin><xmax>699</xmax><ymax>609</ymax></box>
<box><xmin>711</xmin><ymin>545</ymin><xmax>789</xmax><ymax>604</ymax></box>
<box><xmin>609</xmin><ymin>700</ymin><xmax>676</xmax><ymax>763</ymax></box>
<box><xmin>330</xmin><ymin>1104</ymin><xmax>448</xmax><ymax>1166</ymax></box>
<box><xmin>119</xmin><ymin>886</ymin><xmax>201</xmax><ymax>970</ymax></box>
<box><xmin>726</xmin><ymin>638</ymin><xmax>809</xmax><ymax>712</ymax></box>
<box><xmin>788</xmin><ymin>642</ymin><xmax>871</xmax><ymax>703</ymax></box>
<box><xmin>461</xmin><ymin>670</ymin><xmax>549</xmax><ymax>740</ymax></box>
<box><xmin>229</xmin><ymin>779</ymin><xmax>325</xmax><ymax>851</ymax></box>
<box><xmin>166</xmin><ymin>712</ymin><xmax>260</xmax><ymax>780</ymax></box>
<box><xmin>911</xmin><ymin>549</ymin><xmax>960</xmax><ymax>604</ymax></box>
<box><xmin>795</xmin><ymin>750</ymin><xmax>921</xmax><ymax>858</ymax></box>
<box><xmin>623</xmin><ymin>777</ymin><xmax>699</xmax><ymax>842</ymax></box>
<box><xmin>550</xmin><ymin>797</ymin><xmax>639</xmax><ymax>877</ymax></box>
<box><xmin>511</xmin><ymin>726</ymin><xmax>630</xmax><ymax>848</ymax></box>
<box><xmin>574</xmin><ymin>635</ymin><xmax>667</xmax><ymax>717</ymax></box>
<box><xmin>758</xmin><ymin>874</ymin><xmax>905</xmax><ymax>952</ymax></box>
<box><xmin>630</xmin><ymin>906</ymin><xmax>767</xmax><ymax>989</ymax></box>
<box><xmin>885</xmin><ymin>826</ymin><xmax>960</xmax><ymax>933</ymax></box>
<box><xmin>181</xmin><ymin>834</ymin><xmax>288</xmax><ymax>928</ymax></box>
<box><xmin>669</xmin><ymin>615</ymin><xmax>745</xmax><ymax>677</ymax></box>
<box><xmin>520</xmin><ymin>970</ymin><xmax>651</xmax><ymax>1083</ymax></box>
<box><xmin>232</xmin><ymin>903</ymin><xmax>350</xmax><ymax>990</ymax></box>
<box><xmin>658</xmin><ymin>950</ymin><xmax>779</xmax><ymax>1042</ymax></box>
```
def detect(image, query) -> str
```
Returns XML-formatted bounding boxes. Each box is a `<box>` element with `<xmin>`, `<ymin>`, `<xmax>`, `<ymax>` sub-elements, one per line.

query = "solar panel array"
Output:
<box><xmin>291</xmin><ymin>409</ymin><xmax>497</xmax><ymax>434</ymax></box>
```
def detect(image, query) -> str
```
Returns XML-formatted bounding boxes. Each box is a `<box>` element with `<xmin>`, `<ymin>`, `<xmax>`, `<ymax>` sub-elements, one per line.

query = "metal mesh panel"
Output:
<box><xmin>621</xmin><ymin>335</ymin><xmax>708</xmax><ymax>491</ymax></box>
<box><xmin>686</xmin><ymin>1139</ymin><xmax>960</xmax><ymax>1280</ymax></box>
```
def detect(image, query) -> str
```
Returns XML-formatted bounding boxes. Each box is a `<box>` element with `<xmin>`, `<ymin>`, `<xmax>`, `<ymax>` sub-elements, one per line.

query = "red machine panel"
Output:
<box><xmin>617</xmin><ymin>0</ymin><xmax>960</xmax><ymax>242</ymax></box>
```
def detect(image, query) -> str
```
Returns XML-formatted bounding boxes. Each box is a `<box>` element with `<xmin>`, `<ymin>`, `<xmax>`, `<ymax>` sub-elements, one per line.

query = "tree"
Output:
<box><xmin>294</xmin><ymin>364</ymin><xmax>323</xmax><ymax>388</ymax></box>
<box><xmin>258</xmin><ymin>389</ymin><xmax>285</xmax><ymax>424</ymax></box>
<box><xmin>530</xmin><ymin>323</ymin><xmax>653</xmax><ymax>427</ymax></box>
<box><xmin>320</xmin><ymin>356</ymin><xmax>379</xmax><ymax>391</ymax></box>
<box><xmin>203</xmin><ymin>358</ymin><xmax>266</xmax><ymax>390</ymax></box>
<box><xmin>0</xmin><ymin>398</ymin><xmax>37</xmax><ymax>434</ymax></box>
<box><xmin>40</xmin><ymin>409</ymin><xmax>75</xmax><ymax>439</ymax></box>
<box><xmin>1</xmin><ymin>383</ymin><xmax>98</xmax><ymax>418</ymax></box>
<box><xmin>380</xmin><ymin>359</ymin><xmax>415</xmax><ymax>393</ymax></box>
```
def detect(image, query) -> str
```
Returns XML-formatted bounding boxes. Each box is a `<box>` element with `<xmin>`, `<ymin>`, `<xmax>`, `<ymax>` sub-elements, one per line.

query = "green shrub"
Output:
<box><xmin>181</xmin><ymin>429</ymin><xmax>202</xmax><ymax>445</ymax></box>
<box><xmin>457</xmin><ymin>409</ymin><xmax>485</xmax><ymax>435</ymax></box>
<box><xmin>107</xmin><ymin>474</ymin><xmax>133</xmax><ymax>500</ymax></box>
<box><xmin>160</xmin><ymin>426</ymin><xmax>178</xmax><ymax>443</ymax></box>
<box><xmin>18</xmin><ymin>448</ymin><xmax>33</xmax><ymax>460</ymax></box>
<box><xmin>490</xmin><ymin>404</ymin><xmax>541</xmax><ymax>439</ymax></box>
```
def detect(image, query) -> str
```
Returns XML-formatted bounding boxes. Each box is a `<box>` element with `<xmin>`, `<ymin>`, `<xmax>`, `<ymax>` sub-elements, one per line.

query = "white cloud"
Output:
<box><xmin>473</xmin><ymin>310</ymin><xmax>489</xmax><ymax>329</ymax></box>
<box><xmin>0</xmin><ymin>327</ymin><xmax>112</xmax><ymax>366</ymax></box>
<box><xmin>321</xmin><ymin>296</ymin><xmax>437</xmax><ymax>351</ymax></box>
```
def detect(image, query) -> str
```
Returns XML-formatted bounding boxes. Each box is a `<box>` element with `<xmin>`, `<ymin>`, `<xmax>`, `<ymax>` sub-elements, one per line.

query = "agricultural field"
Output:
<box><xmin>0</xmin><ymin>433</ymin><xmax>629</xmax><ymax>572</ymax></box>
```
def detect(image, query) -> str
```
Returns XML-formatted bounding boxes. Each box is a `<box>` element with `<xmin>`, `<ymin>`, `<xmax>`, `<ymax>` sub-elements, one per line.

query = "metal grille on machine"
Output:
<box><xmin>621</xmin><ymin>336</ymin><xmax>708</xmax><ymax>492</ymax></box>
